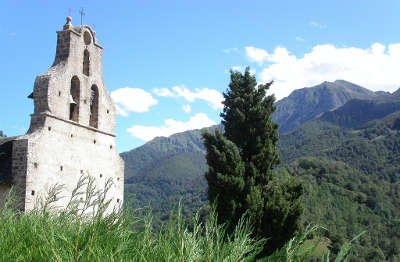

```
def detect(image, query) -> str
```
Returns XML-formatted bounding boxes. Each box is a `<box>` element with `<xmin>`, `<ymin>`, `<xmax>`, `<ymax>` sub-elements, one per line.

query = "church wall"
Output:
<box><xmin>23</xmin><ymin>116</ymin><xmax>124</xmax><ymax>212</ymax></box>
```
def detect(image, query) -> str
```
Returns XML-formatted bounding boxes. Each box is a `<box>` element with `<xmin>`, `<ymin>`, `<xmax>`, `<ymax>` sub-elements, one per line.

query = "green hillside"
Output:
<box><xmin>121</xmin><ymin>111</ymin><xmax>400</xmax><ymax>259</ymax></box>
<box><xmin>121</xmin><ymin>125</ymin><xmax>220</xmax><ymax>182</ymax></box>
<box><xmin>120</xmin><ymin>82</ymin><xmax>400</xmax><ymax>260</ymax></box>
<box><xmin>124</xmin><ymin>151</ymin><xmax>208</xmax><ymax>226</ymax></box>
<box><xmin>279</xmin><ymin>111</ymin><xmax>400</xmax><ymax>182</ymax></box>
<box><xmin>283</xmin><ymin>158</ymin><xmax>400</xmax><ymax>261</ymax></box>
<box><xmin>121</xmin><ymin>127</ymin><xmax>220</xmax><ymax>226</ymax></box>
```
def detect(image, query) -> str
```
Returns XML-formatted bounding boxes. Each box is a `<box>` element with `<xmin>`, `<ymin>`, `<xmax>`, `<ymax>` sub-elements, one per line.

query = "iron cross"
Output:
<box><xmin>79</xmin><ymin>8</ymin><xmax>85</xmax><ymax>25</ymax></box>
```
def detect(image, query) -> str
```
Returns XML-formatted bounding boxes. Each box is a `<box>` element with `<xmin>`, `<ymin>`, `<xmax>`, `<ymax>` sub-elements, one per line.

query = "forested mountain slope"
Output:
<box><xmin>279</xmin><ymin>111</ymin><xmax>400</xmax><ymax>182</ymax></box>
<box><xmin>284</xmin><ymin>158</ymin><xmax>400</xmax><ymax>261</ymax></box>
<box><xmin>319</xmin><ymin>94</ymin><xmax>400</xmax><ymax>128</ymax></box>
<box><xmin>120</xmin><ymin>82</ymin><xmax>400</xmax><ymax>260</ymax></box>
<box><xmin>272</xmin><ymin>80</ymin><xmax>378</xmax><ymax>133</ymax></box>
<box><xmin>121</xmin><ymin>125</ymin><xmax>220</xmax><ymax>183</ymax></box>
<box><xmin>121</xmin><ymin>126</ymin><xmax>219</xmax><ymax>226</ymax></box>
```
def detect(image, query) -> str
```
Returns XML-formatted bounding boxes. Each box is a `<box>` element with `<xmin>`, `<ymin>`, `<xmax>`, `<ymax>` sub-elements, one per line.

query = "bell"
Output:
<box><xmin>69</xmin><ymin>95</ymin><xmax>77</xmax><ymax>104</ymax></box>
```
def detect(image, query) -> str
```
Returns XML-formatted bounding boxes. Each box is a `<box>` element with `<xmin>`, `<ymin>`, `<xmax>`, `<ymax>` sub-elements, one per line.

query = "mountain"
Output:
<box><xmin>319</xmin><ymin>98</ymin><xmax>400</xmax><ymax>128</ymax></box>
<box><xmin>279</xmin><ymin>111</ymin><xmax>400</xmax><ymax>182</ymax></box>
<box><xmin>121</xmin><ymin>125</ymin><xmax>221</xmax><ymax>183</ymax></box>
<box><xmin>122</xmin><ymin>113</ymin><xmax>400</xmax><ymax>259</ymax></box>
<box><xmin>273</xmin><ymin>80</ymin><xmax>378</xmax><ymax>133</ymax></box>
<box><xmin>392</xmin><ymin>87</ymin><xmax>400</xmax><ymax>98</ymax></box>
<box><xmin>120</xmin><ymin>80</ymin><xmax>400</xmax><ymax>260</ymax></box>
<box><xmin>121</xmin><ymin>126</ymin><xmax>220</xmax><ymax>226</ymax></box>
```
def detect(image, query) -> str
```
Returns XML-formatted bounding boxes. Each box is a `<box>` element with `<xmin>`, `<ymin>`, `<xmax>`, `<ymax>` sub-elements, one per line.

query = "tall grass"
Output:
<box><xmin>0</xmin><ymin>176</ymin><xmax>359</xmax><ymax>261</ymax></box>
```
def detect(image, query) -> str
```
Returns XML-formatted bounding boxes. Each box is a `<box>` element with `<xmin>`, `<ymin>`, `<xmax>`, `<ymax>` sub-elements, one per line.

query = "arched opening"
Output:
<box><xmin>69</xmin><ymin>76</ymin><xmax>80</xmax><ymax>122</ymax></box>
<box><xmin>83</xmin><ymin>50</ymin><xmax>90</xmax><ymax>76</ymax></box>
<box><xmin>89</xmin><ymin>85</ymin><xmax>99</xmax><ymax>128</ymax></box>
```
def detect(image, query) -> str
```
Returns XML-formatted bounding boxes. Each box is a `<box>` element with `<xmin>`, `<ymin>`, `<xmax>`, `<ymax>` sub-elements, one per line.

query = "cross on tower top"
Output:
<box><xmin>79</xmin><ymin>8</ymin><xmax>85</xmax><ymax>25</ymax></box>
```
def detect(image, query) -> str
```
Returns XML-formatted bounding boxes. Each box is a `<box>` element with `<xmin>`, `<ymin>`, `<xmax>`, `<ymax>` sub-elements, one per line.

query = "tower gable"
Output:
<box><xmin>30</xmin><ymin>17</ymin><xmax>116</xmax><ymax>134</ymax></box>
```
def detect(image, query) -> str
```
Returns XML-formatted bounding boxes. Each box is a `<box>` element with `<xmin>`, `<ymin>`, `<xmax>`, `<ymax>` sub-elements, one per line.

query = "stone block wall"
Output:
<box><xmin>23</xmin><ymin>116</ymin><xmax>124</xmax><ymax>212</ymax></box>
<box><xmin>11</xmin><ymin>139</ymin><xmax>28</xmax><ymax>209</ymax></box>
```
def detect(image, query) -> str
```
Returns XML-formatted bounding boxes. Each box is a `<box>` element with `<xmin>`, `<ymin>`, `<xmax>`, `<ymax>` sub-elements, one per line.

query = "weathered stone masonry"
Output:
<box><xmin>0</xmin><ymin>17</ymin><xmax>124</xmax><ymax>212</ymax></box>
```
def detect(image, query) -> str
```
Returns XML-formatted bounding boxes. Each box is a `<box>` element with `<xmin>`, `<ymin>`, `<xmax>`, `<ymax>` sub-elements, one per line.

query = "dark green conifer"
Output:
<box><xmin>203</xmin><ymin>67</ymin><xmax>304</xmax><ymax>255</ymax></box>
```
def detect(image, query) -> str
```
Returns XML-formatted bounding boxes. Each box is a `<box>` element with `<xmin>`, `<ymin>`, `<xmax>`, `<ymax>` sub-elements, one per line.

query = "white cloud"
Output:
<box><xmin>182</xmin><ymin>104</ymin><xmax>191</xmax><ymax>113</ymax></box>
<box><xmin>244</xmin><ymin>46</ymin><xmax>270</xmax><ymax>65</ymax></box>
<box><xmin>127</xmin><ymin>113</ymin><xmax>216</xmax><ymax>141</ymax></box>
<box><xmin>153</xmin><ymin>85</ymin><xmax>224</xmax><ymax>110</ymax></box>
<box><xmin>152</xmin><ymin>87</ymin><xmax>175</xmax><ymax>97</ymax></box>
<box><xmin>252</xmin><ymin>43</ymin><xmax>400</xmax><ymax>100</ymax></box>
<box><xmin>222</xmin><ymin>47</ymin><xmax>239</xmax><ymax>54</ymax></box>
<box><xmin>309</xmin><ymin>21</ymin><xmax>327</xmax><ymax>29</ymax></box>
<box><xmin>111</xmin><ymin>87</ymin><xmax>158</xmax><ymax>115</ymax></box>
<box><xmin>295</xmin><ymin>36</ymin><xmax>304</xmax><ymax>42</ymax></box>
<box><xmin>173</xmin><ymin>85</ymin><xmax>223</xmax><ymax>109</ymax></box>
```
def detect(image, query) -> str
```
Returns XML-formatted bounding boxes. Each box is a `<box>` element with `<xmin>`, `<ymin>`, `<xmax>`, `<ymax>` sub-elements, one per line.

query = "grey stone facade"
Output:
<box><xmin>0</xmin><ymin>17</ymin><xmax>124</xmax><ymax>212</ymax></box>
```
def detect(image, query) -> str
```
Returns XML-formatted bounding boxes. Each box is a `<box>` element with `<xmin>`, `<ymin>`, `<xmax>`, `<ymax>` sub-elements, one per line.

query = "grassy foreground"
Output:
<box><xmin>0</xmin><ymin>177</ymin><xmax>358</xmax><ymax>261</ymax></box>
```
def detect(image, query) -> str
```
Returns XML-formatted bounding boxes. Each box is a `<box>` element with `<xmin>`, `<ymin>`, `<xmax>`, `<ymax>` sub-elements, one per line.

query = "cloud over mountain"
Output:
<box><xmin>127</xmin><ymin>113</ymin><xmax>216</xmax><ymax>141</ymax></box>
<box><xmin>245</xmin><ymin>43</ymin><xmax>400</xmax><ymax>100</ymax></box>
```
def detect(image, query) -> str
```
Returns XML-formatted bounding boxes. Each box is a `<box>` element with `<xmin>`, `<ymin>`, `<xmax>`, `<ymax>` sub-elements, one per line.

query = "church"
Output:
<box><xmin>0</xmin><ymin>17</ymin><xmax>124</xmax><ymax>212</ymax></box>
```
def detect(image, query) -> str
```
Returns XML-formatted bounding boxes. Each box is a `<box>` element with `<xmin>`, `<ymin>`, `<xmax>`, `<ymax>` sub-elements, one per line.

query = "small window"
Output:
<box><xmin>100</xmin><ymin>174</ymin><xmax>103</xmax><ymax>178</ymax></box>
<box><xmin>83</xmin><ymin>50</ymin><xmax>90</xmax><ymax>76</ymax></box>
<box><xmin>48</xmin><ymin>127</ymin><xmax>51</xmax><ymax>131</ymax></box>
<box><xmin>80</xmin><ymin>170</ymin><xmax>84</xmax><ymax>174</ymax></box>
<box><xmin>117</xmin><ymin>199</ymin><xmax>120</xmax><ymax>203</ymax></box>
<box><xmin>69</xmin><ymin>76</ymin><xmax>80</xmax><ymax>122</ymax></box>
<box><xmin>31</xmin><ymin>190</ymin><xmax>35</xmax><ymax>196</ymax></box>
<box><xmin>89</xmin><ymin>85</ymin><xmax>99</xmax><ymax>128</ymax></box>
<box><xmin>34</xmin><ymin>162</ymin><xmax>38</xmax><ymax>168</ymax></box>
<box><xmin>60</xmin><ymin>166</ymin><xmax>63</xmax><ymax>171</ymax></box>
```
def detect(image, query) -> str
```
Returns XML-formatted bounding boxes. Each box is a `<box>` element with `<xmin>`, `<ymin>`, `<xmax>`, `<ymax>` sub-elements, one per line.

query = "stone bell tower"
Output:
<box><xmin>0</xmin><ymin>17</ymin><xmax>124</xmax><ymax>212</ymax></box>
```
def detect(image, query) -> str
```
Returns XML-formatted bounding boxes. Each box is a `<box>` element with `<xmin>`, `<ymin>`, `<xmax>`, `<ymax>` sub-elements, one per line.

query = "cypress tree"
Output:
<box><xmin>203</xmin><ymin>67</ymin><xmax>303</xmax><ymax>255</ymax></box>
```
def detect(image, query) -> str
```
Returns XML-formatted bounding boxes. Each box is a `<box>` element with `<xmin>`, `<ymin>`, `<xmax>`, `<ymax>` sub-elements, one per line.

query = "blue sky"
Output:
<box><xmin>2</xmin><ymin>0</ymin><xmax>400</xmax><ymax>152</ymax></box>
